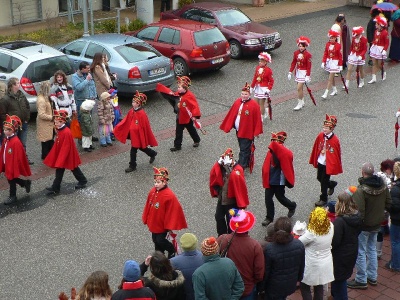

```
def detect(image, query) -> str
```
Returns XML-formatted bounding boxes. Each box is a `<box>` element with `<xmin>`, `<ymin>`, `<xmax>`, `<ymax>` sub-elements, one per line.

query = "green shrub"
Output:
<box><xmin>128</xmin><ymin>19</ymin><xmax>146</xmax><ymax>31</ymax></box>
<box><xmin>99</xmin><ymin>19</ymin><xmax>117</xmax><ymax>33</ymax></box>
<box><xmin>178</xmin><ymin>0</ymin><xmax>192</xmax><ymax>8</ymax></box>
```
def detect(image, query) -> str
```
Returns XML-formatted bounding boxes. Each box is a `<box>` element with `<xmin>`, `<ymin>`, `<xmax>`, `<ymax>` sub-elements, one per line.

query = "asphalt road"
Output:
<box><xmin>1</xmin><ymin>5</ymin><xmax>400</xmax><ymax>299</ymax></box>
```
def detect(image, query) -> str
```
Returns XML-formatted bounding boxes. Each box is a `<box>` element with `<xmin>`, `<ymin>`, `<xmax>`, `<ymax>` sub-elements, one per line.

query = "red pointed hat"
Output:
<box><xmin>258</xmin><ymin>52</ymin><xmax>271</xmax><ymax>63</ymax></box>
<box><xmin>297</xmin><ymin>36</ymin><xmax>311</xmax><ymax>47</ymax></box>
<box><xmin>328</xmin><ymin>29</ymin><xmax>340</xmax><ymax>38</ymax></box>
<box><xmin>324</xmin><ymin>114</ymin><xmax>337</xmax><ymax>129</ymax></box>
<box><xmin>271</xmin><ymin>131</ymin><xmax>287</xmax><ymax>143</ymax></box>
<box><xmin>3</xmin><ymin>114</ymin><xmax>22</xmax><ymax>132</ymax></box>
<box><xmin>375</xmin><ymin>15</ymin><xmax>388</xmax><ymax>27</ymax></box>
<box><xmin>153</xmin><ymin>166</ymin><xmax>169</xmax><ymax>181</ymax></box>
<box><xmin>177</xmin><ymin>76</ymin><xmax>191</xmax><ymax>89</ymax></box>
<box><xmin>54</xmin><ymin>110</ymin><xmax>69</xmax><ymax>122</ymax></box>
<box><xmin>352</xmin><ymin>26</ymin><xmax>364</xmax><ymax>37</ymax></box>
<box><xmin>132</xmin><ymin>90</ymin><xmax>147</xmax><ymax>106</ymax></box>
<box><xmin>229</xmin><ymin>209</ymin><xmax>256</xmax><ymax>233</ymax></box>
<box><xmin>221</xmin><ymin>148</ymin><xmax>234</xmax><ymax>159</ymax></box>
<box><xmin>241</xmin><ymin>82</ymin><xmax>251</xmax><ymax>93</ymax></box>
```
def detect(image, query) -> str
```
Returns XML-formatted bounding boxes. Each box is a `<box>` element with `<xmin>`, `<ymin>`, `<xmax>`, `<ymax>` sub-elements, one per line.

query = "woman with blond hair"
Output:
<box><xmin>75</xmin><ymin>270</ymin><xmax>112</xmax><ymax>300</ymax></box>
<box><xmin>331</xmin><ymin>189</ymin><xmax>361</xmax><ymax>300</ymax></box>
<box><xmin>36</xmin><ymin>81</ymin><xmax>54</xmax><ymax>159</ymax></box>
<box><xmin>299</xmin><ymin>207</ymin><xmax>334</xmax><ymax>300</ymax></box>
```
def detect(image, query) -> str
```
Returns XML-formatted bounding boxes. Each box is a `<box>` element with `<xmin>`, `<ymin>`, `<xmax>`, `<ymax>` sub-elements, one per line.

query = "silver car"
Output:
<box><xmin>58</xmin><ymin>33</ymin><xmax>175</xmax><ymax>95</ymax></box>
<box><xmin>0</xmin><ymin>40</ymin><xmax>75</xmax><ymax>112</ymax></box>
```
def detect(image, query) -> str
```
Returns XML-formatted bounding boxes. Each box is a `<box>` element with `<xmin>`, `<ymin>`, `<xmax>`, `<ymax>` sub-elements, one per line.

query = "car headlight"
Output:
<box><xmin>245</xmin><ymin>39</ymin><xmax>261</xmax><ymax>45</ymax></box>
<box><xmin>274</xmin><ymin>33</ymin><xmax>280</xmax><ymax>40</ymax></box>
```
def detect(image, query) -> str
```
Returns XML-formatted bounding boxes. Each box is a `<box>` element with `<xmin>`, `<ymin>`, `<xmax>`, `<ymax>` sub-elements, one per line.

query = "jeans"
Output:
<box><xmin>17</xmin><ymin>122</ymin><xmax>28</xmax><ymax>150</ymax></box>
<box><xmin>331</xmin><ymin>280</ymin><xmax>348</xmax><ymax>300</ymax></box>
<box><xmin>240</xmin><ymin>286</ymin><xmax>257</xmax><ymax>300</ymax></box>
<box><xmin>355</xmin><ymin>231</ymin><xmax>378</xmax><ymax>283</ymax></box>
<box><xmin>390</xmin><ymin>223</ymin><xmax>400</xmax><ymax>270</ymax></box>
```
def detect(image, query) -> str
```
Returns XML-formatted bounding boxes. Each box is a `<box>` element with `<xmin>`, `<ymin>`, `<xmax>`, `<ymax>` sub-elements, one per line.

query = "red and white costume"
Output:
<box><xmin>251</xmin><ymin>52</ymin><xmax>274</xmax><ymax>98</ymax></box>
<box><xmin>322</xmin><ymin>41</ymin><xmax>343</xmax><ymax>73</ymax></box>
<box><xmin>289</xmin><ymin>50</ymin><xmax>312</xmax><ymax>83</ymax></box>
<box><xmin>370</xmin><ymin>29</ymin><xmax>389</xmax><ymax>59</ymax></box>
<box><xmin>348</xmin><ymin>36</ymin><xmax>368</xmax><ymax>65</ymax></box>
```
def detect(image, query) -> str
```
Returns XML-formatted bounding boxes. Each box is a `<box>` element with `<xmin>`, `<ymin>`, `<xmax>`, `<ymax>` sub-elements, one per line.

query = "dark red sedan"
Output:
<box><xmin>127</xmin><ymin>19</ymin><xmax>230</xmax><ymax>76</ymax></box>
<box><xmin>161</xmin><ymin>2</ymin><xmax>282</xmax><ymax>59</ymax></box>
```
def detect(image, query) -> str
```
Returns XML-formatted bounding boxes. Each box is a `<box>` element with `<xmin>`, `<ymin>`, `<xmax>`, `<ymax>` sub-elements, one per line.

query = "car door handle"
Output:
<box><xmin>170</xmin><ymin>47</ymin><xmax>175</xmax><ymax>50</ymax></box>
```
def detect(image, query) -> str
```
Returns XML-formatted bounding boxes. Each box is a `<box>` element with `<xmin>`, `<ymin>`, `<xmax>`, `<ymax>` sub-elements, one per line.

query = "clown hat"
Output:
<box><xmin>352</xmin><ymin>26</ymin><xmax>364</xmax><ymax>37</ymax></box>
<box><xmin>324</xmin><ymin>114</ymin><xmax>337</xmax><ymax>129</ymax></box>
<box><xmin>221</xmin><ymin>148</ymin><xmax>234</xmax><ymax>159</ymax></box>
<box><xmin>177</xmin><ymin>76</ymin><xmax>191</xmax><ymax>89</ymax></box>
<box><xmin>132</xmin><ymin>90</ymin><xmax>147</xmax><ymax>106</ymax></box>
<box><xmin>54</xmin><ymin>110</ymin><xmax>69</xmax><ymax>122</ymax></box>
<box><xmin>328</xmin><ymin>29</ymin><xmax>340</xmax><ymax>38</ymax></box>
<box><xmin>241</xmin><ymin>82</ymin><xmax>251</xmax><ymax>93</ymax></box>
<box><xmin>258</xmin><ymin>52</ymin><xmax>271</xmax><ymax>63</ymax></box>
<box><xmin>153</xmin><ymin>166</ymin><xmax>169</xmax><ymax>181</ymax></box>
<box><xmin>297</xmin><ymin>36</ymin><xmax>310</xmax><ymax>47</ymax></box>
<box><xmin>375</xmin><ymin>15</ymin><xmax>388</xmax><ymax>27</ymax></box>
<box><xmin>3</xmin><ymin>114</ymin><xmax>22</xmax><ymax>132</ymax></box>
<box><xmin>229</xmin><ymin>209</ymin><xmax>256</xmax><ymax>233</ymax></box>
<box><xmin>271</xmin><ymin>131</ymin><xmax>287</xmax><ymax>143</ymax></box>
<box><xmin>109</xmin><ymin>88</ymin><xmax>118</xmax><ymax>97</ymax></box>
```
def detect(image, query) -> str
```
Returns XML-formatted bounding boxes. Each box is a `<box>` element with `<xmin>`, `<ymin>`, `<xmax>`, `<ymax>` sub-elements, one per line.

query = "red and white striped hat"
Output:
<box><xmin>258</xmin><ymin>52</ymin><xmax>271</xmax><ymax>63</ymax></box>
<box><xmin>297</xmin><ymin>36</ymin><xmax>311</xmax><ymax>47</ymax></box>
<box><xmin>375</xmin><ymin>15</ymin><xmax>388</xmax><ymax>27</ymax></box>
<box><xmin>352</xmin><ymin>26</ymin><xmax>364</xmax><ymax>37</ymax></box>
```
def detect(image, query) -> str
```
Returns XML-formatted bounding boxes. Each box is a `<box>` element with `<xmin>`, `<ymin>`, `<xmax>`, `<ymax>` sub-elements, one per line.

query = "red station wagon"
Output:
<box><xmin>127</xmin><ymin>19</ymin><xmax>231</xmax><ymax>76</ymax></box>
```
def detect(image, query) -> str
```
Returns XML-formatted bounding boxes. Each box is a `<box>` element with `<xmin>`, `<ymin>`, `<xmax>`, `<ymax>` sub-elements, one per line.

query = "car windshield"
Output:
<box><xmin>215</xmin><ymin>9</ymin><xmax>251</xmax><ymax>26</ymax></box>
<box><xmin>194</xmin><ymin>27</ymin><xmax>226</xmax><ymax>46</ymax></box>
<box><xmin>115</xmin><ymin>43</ymin><xmax>160</xmax><ymax>63</ymax></box>
<box><xmin>24</xmin><ymin>56</ymin><xmax>74</xmax><ymax>83</ymax></box>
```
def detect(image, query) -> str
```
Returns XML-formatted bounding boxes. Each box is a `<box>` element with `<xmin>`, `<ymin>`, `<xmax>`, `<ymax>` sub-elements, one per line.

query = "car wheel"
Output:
<box><xmin>229</xmin><ymin>40</ymin><xmax>242</xmax><ymax>59</ymax></box>
<box><xmin>173</xmin><ymin>58</ymin><xmax>188</xmax><ymax>76</ymax></box>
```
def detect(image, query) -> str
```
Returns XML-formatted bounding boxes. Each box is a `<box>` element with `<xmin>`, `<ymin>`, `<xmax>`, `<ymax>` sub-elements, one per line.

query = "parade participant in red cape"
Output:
<box><xmin>142</xmin><ymin>167</ymin><xmax>188</xmax><ymax>258</ymax></box>
<box><xmin>344</xmin><ymin>26</ymin><xmax>368</xmax><ymax>89</ymax></box>
<box><xmin>261</xmin><ymin>131</ymin><xmax>296</xmax><ymax>227</ymax></box>
<box><xmin>0</xmin><ymin>115</ymin><xmax>31</xmax><ymax>205</ymax></box>
<box><xmin>250</xmin><ymin>52</ymin><xmax>274</xmax><ymax>121</ymax></box>
<box><xmin>288</xmin><ymin>36</ymin><xmax>312</xmax><ymax>111</ymax></box>
<box><xmin>321</xmin><ymin>30</ymin><xmax>343</xmax><ymax>99</ymax></box>
<box><xmin>368</xmin><ymin>15</ymin><xmax>390</xmax><ymax>84</ymax></box>
<box><xmin>309</xmin><ymin>114</ymin><xmax>343</xmax><ymax>207</ymax></box>
<box><xmin>44</xmin><ymin>110</ymin><xmax>87</xmax><ymax>195</ymax></box>
<box><xmin>114</xmin><ymin>90</ymin><xmax>158</xmax><ymax>173</ymax></box>
<box><xmin>170</xmin><ymin>76</ymin><xmax>202</xmax><ymax>152</ymax></box>
<box><xmin>220</xmin><ymin>83</ymin><xmax>263</xmax><ymax>169</ymax></box>
<box><xmin>209</xmin><ymin>148</ymin><xmax>249</xmax><ymax>236</ymax></box>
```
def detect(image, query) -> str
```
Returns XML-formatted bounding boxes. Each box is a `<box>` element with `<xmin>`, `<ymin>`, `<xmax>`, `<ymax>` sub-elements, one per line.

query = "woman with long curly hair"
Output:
<box><xmin>90</xmin><ymin>52</ymin><xmax>112</xmax><ymax>98</ymax></box>
<box><xmin>299</xmin><ymin>207</ymin><xmax>334</xmax><ymax>300</ymax></box>
<box><xmin>76</xmin><ymin>270</ymin><xmax>112</xmax><ymax>300</ymax></box>
<box><xmin>50</xmin><ymin>70</ymin><xmax>76</xmax><ymax>120</ymax></box>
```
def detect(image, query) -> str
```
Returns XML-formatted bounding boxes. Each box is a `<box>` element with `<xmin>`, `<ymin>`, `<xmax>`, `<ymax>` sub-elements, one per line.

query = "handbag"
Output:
<box><xmin>70</xmin><ymin>117</ymin><xmax>82</xmax><ymax>139</ymax></box>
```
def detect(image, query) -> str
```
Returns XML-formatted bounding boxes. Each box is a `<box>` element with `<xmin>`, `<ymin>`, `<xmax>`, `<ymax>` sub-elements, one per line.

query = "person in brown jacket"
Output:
<box><xmin>98</xmin><ymin>91</ymin><xmax>115</xmax><ymax>147</ymax></box>
<box><xmin>90</xmin><ymin>52</ymin><xmax>112</xmax><ymax>98</ymax></box>
<box><xmin>36</xmin><ymin>81</ymin><xmax>54</xmax><ymax>159</ymax></box>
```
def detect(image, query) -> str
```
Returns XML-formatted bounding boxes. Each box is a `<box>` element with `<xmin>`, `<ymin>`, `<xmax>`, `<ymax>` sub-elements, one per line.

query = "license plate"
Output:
<box><xmin>212</xmin><ymin>58</ymin><xmax>224</xmax><ymax>64</ymax></box>
<box><xmin>149</xmin><ymin>67</ymin><xmax>166</xmax><ymax>76</ymax></box>
<box><xmin>265</xmin><ymin>44</ymin><xmax>275</xmax><ymax>50</ymax></box>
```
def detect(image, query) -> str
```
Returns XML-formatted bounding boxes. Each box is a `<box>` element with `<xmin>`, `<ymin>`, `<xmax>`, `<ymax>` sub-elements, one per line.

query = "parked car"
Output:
<box><xmin>58</xmin><ymin>33</ymin><xmax>175</xmax><ymax>96</ymax></box>
<box><xmin>127</xmin><ymin>19</ymin><xmax>231</xmax><ymax>76</ymax></box>
<box><xmin>160</xmin><ymin>2</ymin><xmax>282</xmax><ymax>59</ymax></box>
<box><xmin>0</xmin><ymin>40</ymin><xmax>74</xmax><ymax>112</ymax></box>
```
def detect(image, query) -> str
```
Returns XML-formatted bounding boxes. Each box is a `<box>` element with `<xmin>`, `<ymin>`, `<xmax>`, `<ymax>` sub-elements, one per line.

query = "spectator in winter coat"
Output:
<box><xmin>387</xmin><ymin>162</ymin><xmax>400</xmax><ymax>272</ymax></box>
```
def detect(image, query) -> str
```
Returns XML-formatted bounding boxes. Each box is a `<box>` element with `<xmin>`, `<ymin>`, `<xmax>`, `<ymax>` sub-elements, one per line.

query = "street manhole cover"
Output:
<box><xmin>346</xmin><ymin>113</ymin><xmax>377</xmax><ymax>119</ymax></box>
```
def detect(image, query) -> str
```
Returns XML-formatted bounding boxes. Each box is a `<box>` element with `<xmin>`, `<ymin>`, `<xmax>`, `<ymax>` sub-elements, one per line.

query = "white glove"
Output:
<box><xmin>223</xmin><ymin>156</ymin><xmax>232</xmax><ymax>166</ymax></box>
<box><xmin>396</xmin><ymin>111</ymin><xmax>400</xmax><ymax>118</ymax></box>
<box><xmin>358</xmin><ymin>56</ymin><xmax>362</xmax><ymax>61</ymax></box>
<box><xmin>305</xmin><ymin>76</ymin><xmax>311</xmax><ymax>83</ymax></box>
<box><xmin>339</xmin><ymin>66</ymin><xmax>343</xmax><ymax>71</ymax></box>
<box><xmin>321</xmin><ymin>63</ymin><xmax>325</xmax><ymax>69</ymax></box>
<box><xmin>265</xmin><ymin>88</ymin><xmax>270</xmax><ymax>95</ymax></box>
<box><xmin>250</xmin><ymin>87</ymin><xmax>254</xmax><ymax>94</ymax></box>
<box><xmin>382</xmin><ymin>50</ymin><xmax>387</xmax><ymax>56</ymax></box>
<box><xmin>218</xmin><ymin>157</ymin><xmax>224</xmax><ymax>165</ymax></box>
<box><xmin>288</xmin><ymin>72</ymin><xmax>292</xmax><ymax>81</ymax></box>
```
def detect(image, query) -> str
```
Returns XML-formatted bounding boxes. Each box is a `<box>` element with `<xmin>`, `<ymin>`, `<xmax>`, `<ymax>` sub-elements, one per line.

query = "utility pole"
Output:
<box><xmin>82</xmin><ymin>0</ymin><xmax>90</xmax><ymax>36</ymax></box>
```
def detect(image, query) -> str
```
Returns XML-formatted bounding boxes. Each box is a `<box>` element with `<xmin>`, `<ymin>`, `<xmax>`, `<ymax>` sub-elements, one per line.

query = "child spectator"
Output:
<box><xmin>98</xmin><ymin>92</ymin><xmax>115</xmax><ymax>147</ymax></box>
<box><xmin>80</xmin><ymin>99</ymin><xmax>96</xmax><ymax>152</ymax></box>
<box><xmin>0</xmin><ymin>114</ymin><xmax>31</xmax><ymax>205</ymax></box>
<box><xmin>250</xmin><ymin>52</ymin><xmax>274</xmax><ymax>120</ymax></box>
<box><xmin>109</xmin><ymin>88</ymin><xmax>122</xmax><ymax>141</ymax></box>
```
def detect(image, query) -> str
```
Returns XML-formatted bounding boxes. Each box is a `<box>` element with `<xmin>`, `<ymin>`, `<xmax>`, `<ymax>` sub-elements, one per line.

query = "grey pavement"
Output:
<box><xmin>1</xmin><ymin>3</ymin><xmax>400</xmax><ymax>300</ymax></box>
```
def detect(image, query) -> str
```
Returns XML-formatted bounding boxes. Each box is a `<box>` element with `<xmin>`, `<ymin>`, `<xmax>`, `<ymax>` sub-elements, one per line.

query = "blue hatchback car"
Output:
<box><xmin>58</xmin><ymin>33</ymin><xmax>175</xmax><ymax>95</ymax></box>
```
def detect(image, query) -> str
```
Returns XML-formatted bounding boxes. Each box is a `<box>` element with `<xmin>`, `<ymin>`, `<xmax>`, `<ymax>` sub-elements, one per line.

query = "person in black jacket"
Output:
<box><xmin>260</xmin><ymin>216</ymin><xmax>305</xmax><ymax>300</ymax></box>
<box><xmin>331</xmin><ymin>190</ymin><xmax>362</xmax><ymax>299</ymax></box>
<box><xmin>367</xmin><ymin>9</ymin><xmax>381</xmax><ymax>66</ymax></box>
<box><xmin>387</xmin><ymin>162</ymin><xmax>400</xmax><ymax>272</ymax></box>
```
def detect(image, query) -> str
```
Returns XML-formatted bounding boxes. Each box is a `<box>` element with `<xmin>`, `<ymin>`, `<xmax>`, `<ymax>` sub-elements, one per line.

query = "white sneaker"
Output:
<box><xmin>368</xmin><ymin>75</ymin><xmax>376</xmax><ymax>84</ymax></box>
<box><xmin>358</xmin><ymin>79</ymin><xmax>364</xmax><ymax>88</ymax></box>
<box><xmin>383</xmin><ymin>72</ymin><xmax>387</xmax><ymax>81</ymax></box>
<box><xmin>293</xmin><ymin>99</ymin><xmax>304</xmax><ymax>111</ymax></box>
